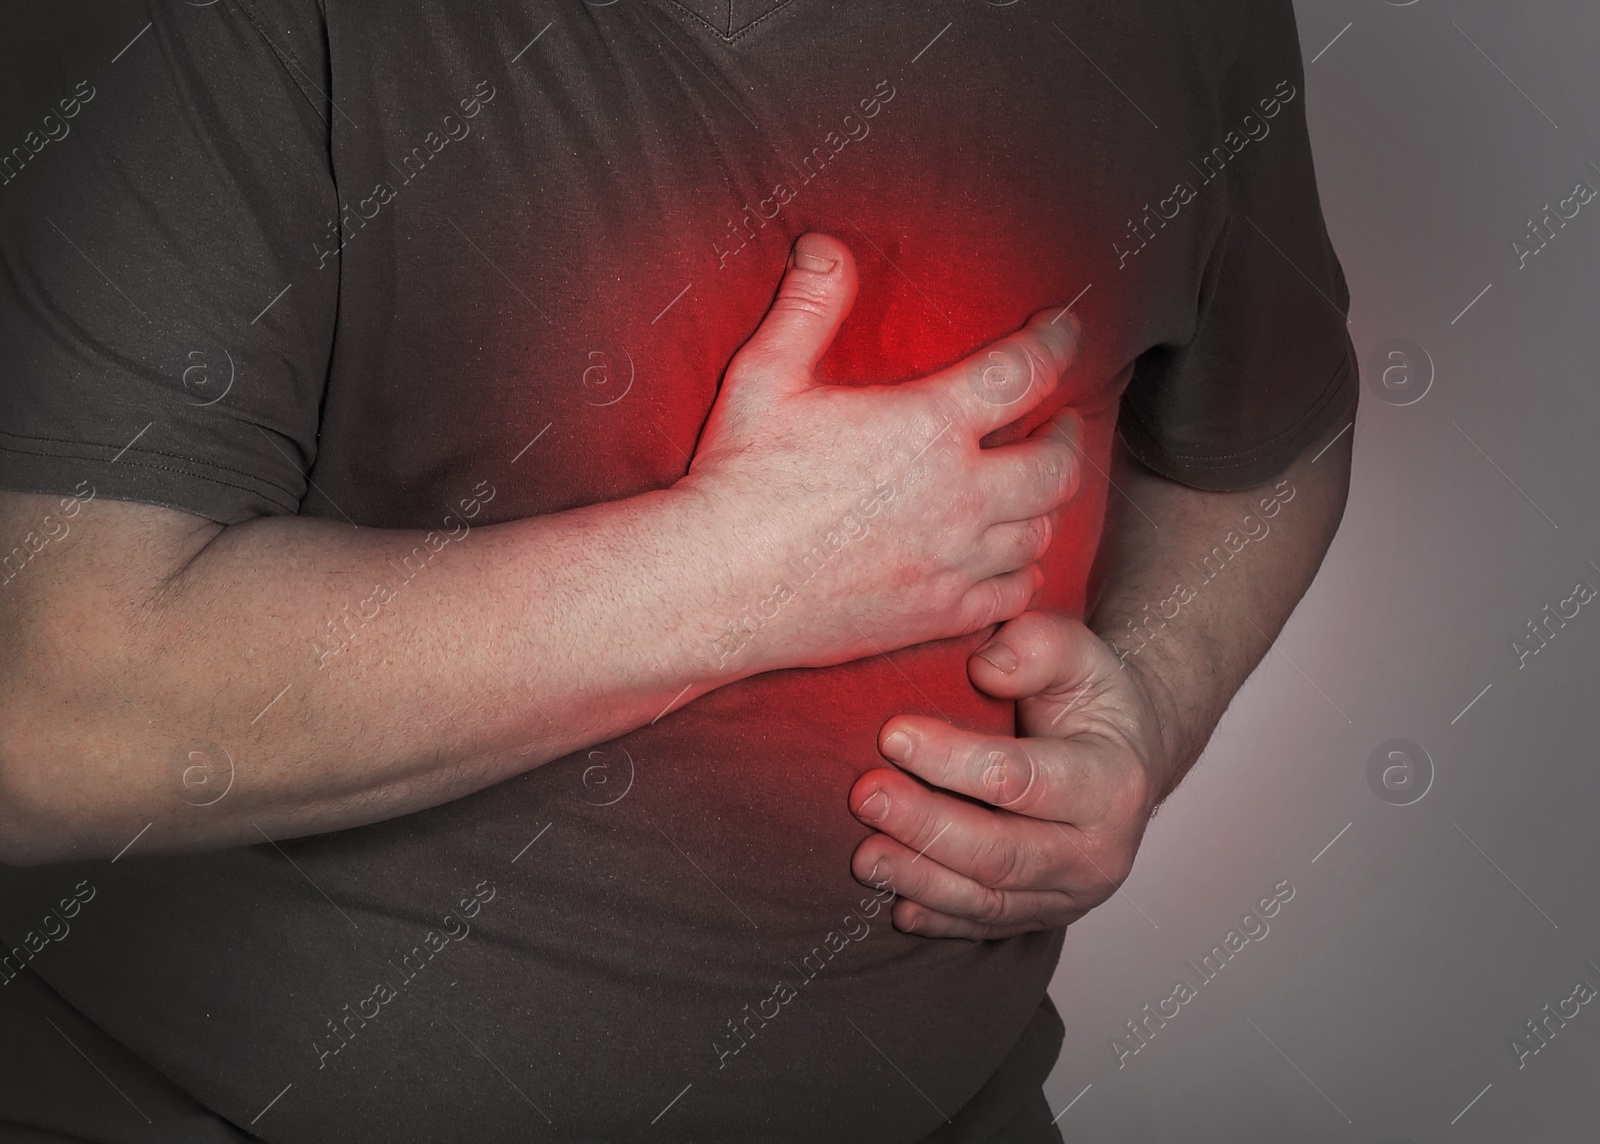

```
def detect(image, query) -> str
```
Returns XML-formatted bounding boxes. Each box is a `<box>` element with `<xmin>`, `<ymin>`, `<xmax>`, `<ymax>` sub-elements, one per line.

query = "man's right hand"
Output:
<box><xmin>682</xmin><ymin>231</ymin><xmax>1084</xmax><ymax>676</ymax></box>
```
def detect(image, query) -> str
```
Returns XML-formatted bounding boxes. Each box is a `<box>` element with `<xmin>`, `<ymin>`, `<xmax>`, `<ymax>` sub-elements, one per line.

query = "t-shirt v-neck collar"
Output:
<box><xmin>646</xmin><ymin>0</ymin><xmax>803</xmax><ymax>42</ymax></box>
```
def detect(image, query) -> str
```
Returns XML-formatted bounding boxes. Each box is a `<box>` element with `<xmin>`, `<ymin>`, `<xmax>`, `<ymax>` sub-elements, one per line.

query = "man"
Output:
<box><xmin>0</xmin><ymin>2</ymin><xmax>1355</xmax><ymax>1141</ymax></box>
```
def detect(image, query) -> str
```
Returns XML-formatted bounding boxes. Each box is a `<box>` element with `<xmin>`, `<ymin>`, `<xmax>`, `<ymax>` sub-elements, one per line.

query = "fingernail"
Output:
<box><xmin>865</xmin><ymin>859</ymin><xmax>884</xmax><ymax>885</ymax></box>
<box><xmin>881</xmin><ymin>730</ymin><xmax>913</xmax><ymax>762</ymax></box>
<box><xmin>904</xmin><ymin>912</ymin><xmax>920</xmax><ymax>933</ymax></box>
<box><xmin>1036</xmin><ymin>309</ymin><xmax>1078</xmax><ymax>360</ymax></box>
<box><xmin>1049</xmin><ymin>308</ymin><xmax>1081</xmax><ymax>343</ymax></box>
<box><xmin>975</xmin><ymin>641</ymin><xmax>1018</xmax><ymax>673</ymax></box>
<box><xmin>856</xmin><ymin>789</ymin><xmax>890</xmax><ymax>822</ymax></box>
<box><xmin>793</xmin><ymin>249</ymin><xmax>836</xmax><ymax>273</ymax></box>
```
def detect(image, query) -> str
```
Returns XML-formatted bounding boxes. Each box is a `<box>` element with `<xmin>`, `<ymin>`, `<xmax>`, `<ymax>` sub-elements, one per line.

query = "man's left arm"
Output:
<box><xmin>848</xmin><ymin>411</ymin><xmax>1353</xmax><ymax>939</ymax></box>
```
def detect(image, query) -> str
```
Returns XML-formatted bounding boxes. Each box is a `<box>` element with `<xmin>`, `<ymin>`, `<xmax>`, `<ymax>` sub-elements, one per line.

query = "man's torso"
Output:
<box><xmin>0</xmin><ymin>3</ymin><xmax>1251</xmax><ymax>1139</ymax></box>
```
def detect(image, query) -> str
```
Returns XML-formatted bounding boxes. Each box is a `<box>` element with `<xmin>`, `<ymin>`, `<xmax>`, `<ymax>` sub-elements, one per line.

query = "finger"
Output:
<box><xmin>850</xmin><ymin>765</ymin><xmax>1085</xmax><ymax>893</ymax></box>
<box><xmin>851</xmin><ymin>831</ymin><xmax>1077</xmax><ymax>935</ymax></box>
<box><xmin>968</xmin><ymin>515</ymin><xmax>1054</xmax><ymax>583</ymax></box>
<box><xmin>966</xmin><ymin>609</ymin><xmax>1114</xmax><ymax>706</ymax></box>
<box><xmin>953</xmin><ymin>563</ymin><xmax>1045</xmax><ymax>635</ymax></box>
<box><xmin>876</xmin><ymin>715</ymin><xmax>1120</xmax><ymax>824</ymax></box>
<box><xmin>890</xmin><ymin>900</ymin><xmax>1079</xmax><ymax>942</ymax></box>
<box><xmin>917</xmin><ymin>308</ymin><xmax>1080</xmax><ymax>440</ymax></box>
<box><xmin>1035</xmin><ymin>395</ymin><xmax>1089</xmax><ymax>446</ymax></box>
<box><xmin>971</xmin><ymin>408</ymin><xmax>1083</xmax><ymax>523</ymax></box>
<box><xmin>727</xmin><ymin>232</ymin><xmax>859</xmax><ymax>393</ymax></box>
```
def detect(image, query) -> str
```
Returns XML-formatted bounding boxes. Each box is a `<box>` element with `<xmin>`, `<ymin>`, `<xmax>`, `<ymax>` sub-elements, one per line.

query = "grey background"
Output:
<box><xmin>1042</xmin><ymin>1</ymin><xmax>1600</xmax><ymax>1139</ymax></box>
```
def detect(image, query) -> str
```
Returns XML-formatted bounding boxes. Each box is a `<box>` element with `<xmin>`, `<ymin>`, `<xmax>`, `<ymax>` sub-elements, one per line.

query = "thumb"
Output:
<box><xmin>968</xmin><ymin>610</ymin><xmax>1110</xmax><ymax>703</ymax></box>
<box><xmin>728</xmin><ymin>232</ymin><xmax>858</xmax><ymax>394</ymax></box>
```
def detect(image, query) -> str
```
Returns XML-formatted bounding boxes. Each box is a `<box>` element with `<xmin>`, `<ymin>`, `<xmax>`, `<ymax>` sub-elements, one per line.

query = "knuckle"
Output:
<box><xmin>972</xmin><ymin>745</ymin><xmax>1010</xmax><ymax>801</ymax></box>
<box><xmin>972</xmin><ymin>884</ymin><xmax>1012</xmax><ymax>925</ymax></box>
<box><xmin>1020</xmin><ymin>340</ymin><xmax>1056</xmax><ymax>388</ymax></box>
<box><xmin>1061</xmin><ymin>451</ymin><xmax>1082</xmax><ymax>501</ymax></box>
<box><xmin>1048</xmin><ymin>445</ymin><xmax>1079</xmax><ymax>501</ymax></box>
<box><xmin>1012</xmin><ymin>333</ymin><xmax>1064</xmax><ymax>393</ymax></box>
<box><xmin>921</xmin><ymin>387</ymin><xmax>967</xmax><ymax>438</ymax></box>
<box><xmin>723</xmin><ymin>350</ymin><xmax>759</xmax><ymax>383</ymax></box>
<box><xmin>1014</xmin><ymin>454</ymin><xmax>1044</xmax><ymax>506</ymax></box>
<box><xmin>1024</xmin><ymin>514</ymin><xmax>1053</xmax><ymax>560</ymax></box>
<box><xmin>774</xmin><ymin>278</ymin><xmax>836</xmax><ymax>316</ymax></box>
<box><xmin>970</xmin><ymin>832</ymin><xmax>1031</xmax><ymax>890</ymax></box>
<box><xmin>1000</xmin><ymin>526</ymin><xmax>1029</xmax><ymax>566</ymax></box>
<box><xmin>933</xmin><ymin>567</ymin><xmax>969</xmax><ymax>612</ymax></box>
<box><xmin>852</xmin><ymin>838</ymin><xmax>890</xmax><ymax>882</ymax></box>
<box><xmin>1032</xmin><ymin>450</ymin><xmax>1062</xmax><ymax>493</ymax></box>
<box><xmin>954</xmin><ymin>577</ymin><xmax>1002</xmax><ymax>633</ymax></box>
<box><xmin>910</xmin><ymin>814</ymin><xmax>948</xmax><ymax>858</ymax></box>
<box><xmin>981</xmin><ymin>577</ymin><xmax>1010</xmax><ymax>625</ymax></box>
<box><xmin>972</xmin><ymin>740</ymin><xmax>1036</xmax><ymax>807</ymax></box>
<box><xmin>968</xmin><ymin>342</ymin><xmax>1031</xmax><ymax>409</ymax></box>
<box><xmin>726</xmin><ymin>347</ymin><xmax>782</xmax><ymax>389</ymax></box>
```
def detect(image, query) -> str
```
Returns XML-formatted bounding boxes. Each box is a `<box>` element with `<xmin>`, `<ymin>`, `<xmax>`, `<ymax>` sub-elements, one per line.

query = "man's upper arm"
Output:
<box><xmin>1116</xmin><ymin>0</ymin><xmax>1358</xmax><ymax>492</ymax></box>
<box><xmin>0</xmin><ymin>1</ymin><xmax>337</xmax><ymax>524</ymax></box>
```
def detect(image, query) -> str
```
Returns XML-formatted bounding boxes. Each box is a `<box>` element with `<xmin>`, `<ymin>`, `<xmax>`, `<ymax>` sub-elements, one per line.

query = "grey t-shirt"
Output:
<box><xmin>0</xmin><ymin>1</ymin><xmax>1355</xmax><ymax>1140</ymax></box>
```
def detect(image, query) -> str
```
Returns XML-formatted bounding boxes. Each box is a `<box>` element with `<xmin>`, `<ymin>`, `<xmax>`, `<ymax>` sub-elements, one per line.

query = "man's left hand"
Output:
<box><xmin>848</xmin><ymin>609</ymin><xmax>1173</xmax><ymax>940</ymax></box>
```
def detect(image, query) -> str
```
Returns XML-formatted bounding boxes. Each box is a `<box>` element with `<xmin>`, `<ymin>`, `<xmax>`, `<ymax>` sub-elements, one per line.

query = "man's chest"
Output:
<box><xmin>305</xmin><ymin>0</ymin><xmax>1221</xmax><ymax>528</ymax></box>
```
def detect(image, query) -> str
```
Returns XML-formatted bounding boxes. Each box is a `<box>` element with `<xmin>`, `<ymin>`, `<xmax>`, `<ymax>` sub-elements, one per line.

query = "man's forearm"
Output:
<box><xmin>0</xmin><ymin>485</ymin><xmax>739</xmax><ymax>863</ymax></box>
<box><xmin>1086</xmin><ymin>415</ymin><xmax>1354</xmax><ymax>801</ymax></box>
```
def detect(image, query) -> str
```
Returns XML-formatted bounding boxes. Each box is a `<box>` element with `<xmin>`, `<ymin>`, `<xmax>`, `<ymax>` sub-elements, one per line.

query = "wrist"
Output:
<box><xmin>1088</xmin><ymin>611</ymin><xmax>1207</xmax><ymax>806</ymax></box>
<box><xmin>1116</xmin><ymin>649</ymin><xmax>1189</xmax><ymax>803</ymax></box>
<box><xmin>668</xmin><ymin>470</ymin><xmax>838</xmax><ymax>682</ymax></box>
<box><xmin>651</xmin><ymin>476</ymin><xmax>773</xmax><ymax>685</ymax></box>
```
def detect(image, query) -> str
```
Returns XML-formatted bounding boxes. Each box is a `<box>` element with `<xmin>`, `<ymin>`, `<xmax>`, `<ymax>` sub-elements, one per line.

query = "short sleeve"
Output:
<box><xmin>0</xmin><ymin>0</ymin><xmax>337</xmax><ymax>524</ymax></box>
<box><xmin>1117</xmin><ymin>1</ymin><xmax>1358</xmax><ymax>492</ymax></box>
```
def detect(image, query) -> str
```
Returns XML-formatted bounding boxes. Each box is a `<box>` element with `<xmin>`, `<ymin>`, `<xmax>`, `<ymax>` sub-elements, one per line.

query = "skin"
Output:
<box><xmin>847</xmin><ymin>410</ymin><xmax>1354</xmax><ymax>939</ymax></box>
<box><xmin>0</xmin><ymin>232</ymin><xmax>1083</xmax><ymax>864</ymax></box>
